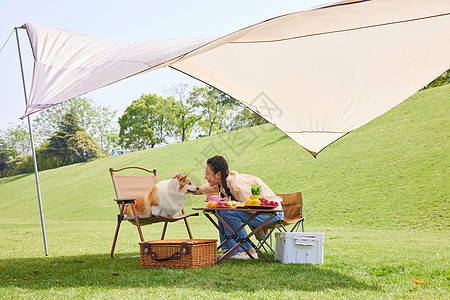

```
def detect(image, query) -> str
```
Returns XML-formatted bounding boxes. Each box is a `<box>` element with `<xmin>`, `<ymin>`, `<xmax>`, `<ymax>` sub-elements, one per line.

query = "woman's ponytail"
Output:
<box><xmin>220</xmin><ymin>173</ymin><xmax>232</xmax><ymax>198</ymax></box>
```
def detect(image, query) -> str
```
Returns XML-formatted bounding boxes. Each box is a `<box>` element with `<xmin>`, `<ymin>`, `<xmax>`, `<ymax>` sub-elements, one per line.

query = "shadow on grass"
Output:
<box><xmin>258</xmin><ymin>134</ymin><xmax>289</xmax><ymax>150</ymax></box>
<box><xmin>0</xmin><ymin>173</ymin><xmax>29</xmax><ymax>185</ymax></box>
<box><xmin>0</xmin><ymin>253</ymin><xmax>376</xmax><ymax>293</ymax></box>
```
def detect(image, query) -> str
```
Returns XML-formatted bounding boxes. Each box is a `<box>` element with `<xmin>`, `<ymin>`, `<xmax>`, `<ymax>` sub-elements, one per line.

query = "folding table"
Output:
<box><xmin>193</xmin><ymin>207</ymin><xmax>283</xmax><ymax>264</ymax></box>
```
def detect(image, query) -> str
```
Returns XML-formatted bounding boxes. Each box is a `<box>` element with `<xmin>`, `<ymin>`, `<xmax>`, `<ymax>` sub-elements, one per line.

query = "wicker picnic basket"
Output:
<box><xmin>139</xmin><ymin>239</ymin><xmax>217</xmax><ymax>268</ymax></box>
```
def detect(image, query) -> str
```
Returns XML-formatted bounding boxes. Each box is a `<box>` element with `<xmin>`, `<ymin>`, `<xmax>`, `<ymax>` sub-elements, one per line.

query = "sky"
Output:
<box><xmin>0</xmin><ymin>0</ymin><xmax>331</xmax><ymax>131</ymax></box>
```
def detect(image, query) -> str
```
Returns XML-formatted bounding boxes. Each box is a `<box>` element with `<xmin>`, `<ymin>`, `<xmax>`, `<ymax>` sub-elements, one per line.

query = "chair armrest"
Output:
<box><xmin>114</xmin><ymin>198</ymin><xmax>136</xmax><ymax>204</ymax></box>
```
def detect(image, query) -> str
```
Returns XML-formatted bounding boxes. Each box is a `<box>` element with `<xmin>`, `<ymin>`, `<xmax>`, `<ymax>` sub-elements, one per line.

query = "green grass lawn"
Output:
<box><xmin>0</xmin><ymin>85</ymin><xmax>449</xmax><ymax>299</ymax></box>
<box><xmin>1</xmin><ymin>223</ymin><xmax>448</xmax><ymax>299</ymax></box>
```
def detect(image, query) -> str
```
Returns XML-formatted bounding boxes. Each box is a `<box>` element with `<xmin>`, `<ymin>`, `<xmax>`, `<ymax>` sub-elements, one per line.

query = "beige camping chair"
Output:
<box><xmin>109</xmin><ymin>166</ymin><xmax>198</xmax><ymax>258</ymax></box>
<box><xmin>251</xmin><ymin>192</ymin><xmax>305</xmax><ymax>253</ymax></box>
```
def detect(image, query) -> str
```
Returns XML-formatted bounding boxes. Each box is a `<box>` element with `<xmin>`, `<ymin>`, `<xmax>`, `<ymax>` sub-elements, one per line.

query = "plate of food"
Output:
<box><xmin>206</xmin><ymin>200</ymin><xmax>245</xmax><ymax>209</ymax></box>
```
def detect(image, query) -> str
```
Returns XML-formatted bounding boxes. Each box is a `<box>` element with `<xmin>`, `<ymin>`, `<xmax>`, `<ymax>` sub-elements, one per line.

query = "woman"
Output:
<box><xmin>194</xmin><ymin>155</ymin><xmax>283</xmax><ymax>259</ymax></box>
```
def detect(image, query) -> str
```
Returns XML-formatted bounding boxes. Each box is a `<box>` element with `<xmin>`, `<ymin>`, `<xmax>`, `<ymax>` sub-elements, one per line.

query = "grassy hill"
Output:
<box><xmin>0</xmin><ymin>84</ymin><xmax>448</xmax><ymax>230</ymax></box>
<box><xmin>1</xmin><ymin>85</ymin><xmax>449</xmax><ymax>300</ymax></box>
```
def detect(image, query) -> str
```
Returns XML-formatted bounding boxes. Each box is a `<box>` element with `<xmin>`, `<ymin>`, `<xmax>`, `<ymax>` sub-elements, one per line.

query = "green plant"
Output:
<box><xmin>250</xmin><ymin>183</ymin><xmax>262</xmax><ymax>198</ymax></box>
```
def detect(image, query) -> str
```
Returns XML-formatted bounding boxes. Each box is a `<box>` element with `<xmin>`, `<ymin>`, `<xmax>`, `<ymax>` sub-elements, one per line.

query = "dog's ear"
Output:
<box><xmin>173</xmin><ymin>173</ymin><xmax>182</xmax><ymax>179</ymax></box>
<box><xmin>180</xmin><ymin>174</ymin><xmax>188</xmax><ymax>182</ymax></box>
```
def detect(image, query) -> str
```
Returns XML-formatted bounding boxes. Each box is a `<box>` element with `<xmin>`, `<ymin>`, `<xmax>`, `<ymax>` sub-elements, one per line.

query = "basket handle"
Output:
<box><xmin>142</xmin><ymin>242</ymin><xmax>190</xmax><ymax>262</ymax></box>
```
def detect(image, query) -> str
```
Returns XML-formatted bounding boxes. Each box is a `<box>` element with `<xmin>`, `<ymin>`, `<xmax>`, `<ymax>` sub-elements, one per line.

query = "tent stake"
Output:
<box><xmin>15</xmin><ymin>26</ymin><xmax>48</xmax><ymax>256</ymax></box>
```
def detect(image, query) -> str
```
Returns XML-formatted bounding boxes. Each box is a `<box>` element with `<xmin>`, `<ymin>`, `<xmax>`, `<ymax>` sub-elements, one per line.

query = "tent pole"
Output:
<box><xmin>15</xmin><ymin>26</ymin><xmax>48</xmax><ymax>256</ymax></box>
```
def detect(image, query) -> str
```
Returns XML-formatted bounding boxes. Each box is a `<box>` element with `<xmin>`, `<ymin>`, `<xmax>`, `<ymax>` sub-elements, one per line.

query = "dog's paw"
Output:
<box><xmin>151</xmin><ymin>206</ymin><xmax>161</xmax><ymax>216</ymax></box>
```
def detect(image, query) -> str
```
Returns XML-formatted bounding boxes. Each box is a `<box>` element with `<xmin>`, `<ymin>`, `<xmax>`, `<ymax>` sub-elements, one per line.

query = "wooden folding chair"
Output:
<box><xmin>251</xmin><ymin>192</ymin><xmax>305</xmax><ymax>253</ymax></box>
<box><xmin>109</xmin><ymin>166</ymin><xmax>198</xmax><ymax>258</ymax></box>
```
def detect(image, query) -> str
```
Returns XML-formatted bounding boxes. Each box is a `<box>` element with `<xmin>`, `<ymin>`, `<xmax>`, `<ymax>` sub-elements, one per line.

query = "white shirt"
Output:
<box><xmin>199</xmin><ymin>171</ymin><xmax>282</xmax><ymax>208</ymax></box>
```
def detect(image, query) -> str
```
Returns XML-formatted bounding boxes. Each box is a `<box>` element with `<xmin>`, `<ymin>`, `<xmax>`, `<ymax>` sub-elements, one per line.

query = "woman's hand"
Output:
<box><xmin>219</xmin><ymin>196</ymin><xmax>229</xmax><ymax>202</ymax></box>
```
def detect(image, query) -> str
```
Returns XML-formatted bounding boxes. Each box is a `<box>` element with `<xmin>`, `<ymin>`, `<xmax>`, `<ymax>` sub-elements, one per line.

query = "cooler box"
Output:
<box><xmin>275</xmin><ymin>232</ymin><xmax>324</xmax><ymax>265</ymax></box>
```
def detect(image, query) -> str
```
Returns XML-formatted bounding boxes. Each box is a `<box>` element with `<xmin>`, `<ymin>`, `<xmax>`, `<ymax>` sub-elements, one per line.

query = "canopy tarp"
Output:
<box><xmin>22</xmin><ymin>0</ymin><xmax>450</xmax><ymax>156</ymax></box>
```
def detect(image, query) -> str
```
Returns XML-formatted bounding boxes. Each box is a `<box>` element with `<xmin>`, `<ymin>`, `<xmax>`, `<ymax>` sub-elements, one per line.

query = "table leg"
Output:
<box><xmin>241</xmin><ymin>213</ymin><xmax>278</xmax><ymax>263</ymax></box>
<box><xmin>204</xmin><ymin>213</ymin><xmax>231</xmax><ymax>250</ymax></box>
<box><xmin>203</xmin><ymin>211</ymin><xmax>248</xmax><ymax>263</ymax></box>
<box><xmin>214</xmin><ymin>211</ymin><xmax>257</xmax><ymax>259</ymax></box>
<box><xmin>214</xmin><ymin>211</ymin><xmax>235</xmax><ymax>234</ymax></box>
<box><xmin>233</xmin><ymin>213</ymin><xmax>259</xmax><ymax>235</ymax></box>
<box><xmin>202</xmin><ymin>209</ymin><xmax>279</xmax><ymax>264</ymax></box>
<box><xmin>220</xmin><ymin>211</ymin><xmax>278</xmax><ymax>263</ymax></box>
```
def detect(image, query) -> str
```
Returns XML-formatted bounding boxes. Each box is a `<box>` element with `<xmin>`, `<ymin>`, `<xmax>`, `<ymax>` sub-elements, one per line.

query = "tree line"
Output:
<box><xmin>118</xmin><ymin>84</ymin><xmax>266</xmax><ymax>150</ymax></box>
<box><xmin>0</xmin><ymin>97</ymin><xmax>118</xmax><ymax>177</ymax></box>
<box><xmin>0</xmin><ymin>84</ymin><xmax>266</xmax><ymax>177</ymax></box>
<box><xmin>422</xmin><ymin>68</ymin><xmax>450</xmax><ymax>90</ymax></box>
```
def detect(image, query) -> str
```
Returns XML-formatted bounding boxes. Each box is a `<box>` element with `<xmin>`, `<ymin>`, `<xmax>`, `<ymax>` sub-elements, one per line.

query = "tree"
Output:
<box><xmin>68</xmin><ymin>131</ymin><xmax>102</xmax><ymax>163</ymax></box>
<box><xmin>166</xmin><ymin>84</ymin><xmax>200</xmax><ymax>142</ymax></box>
<box><xmin>189</xmin><ymin>86</ymin><xmax>237</xmax><ymax>136</ymax></box>
<box><xmin>10</xmin><ymin>154</ymin><xmax>34</xmax><ymax>175</ymax></box>
<box><xmin>33</xmin><ymin>97</ymin><xmax>119</xmax><ymax>155</ymax></box>
<box><xmin>118</xmin><ymin>94</ymin><xmax>182</xmax><ymax>150</ymax></box>
<box><xmin>0</xmin><ymin>138</ymin><xmax>14</xmax><ymax>178</ymax></box>
<box><xmin>1</xmin><ymin>122</ymin><xmax>30</xmax><ymax>157</ymax></box>
<box><xmin>44</xmin><ymin>112</ymin><xmax>100</xmax><ymax>167</ymax></box>
<box><xmin>422</xmin><ymin>69</ymin><xmax>450</xmax><ymax>90</ymax></box>
<box><xmin>45</xmin><ymin>113</ymin><xmax>80</xmax><ymax>167</ymax></box>
<box><xmin>232</xmin><ymin>107</ymin><xmax>268</xmax><ymax>129</ymax></box>
<box><xmin>95</xmin><ymin>106</ymin><xmax>119</xmax><ymax>154</ymax></box>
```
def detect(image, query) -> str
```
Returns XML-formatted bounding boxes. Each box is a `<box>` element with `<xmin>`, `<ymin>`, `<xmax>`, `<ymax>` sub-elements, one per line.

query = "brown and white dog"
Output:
<box><xmin>125</xmin><ymin>173</ymin><xmax>198</xmax><ymax>218</ymax></box>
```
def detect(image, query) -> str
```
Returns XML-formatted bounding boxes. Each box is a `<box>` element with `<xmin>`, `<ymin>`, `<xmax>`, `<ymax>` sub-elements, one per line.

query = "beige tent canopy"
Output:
<box><xmin>22</xmin><ymin>0</ymin><xmax>450</xmax><ymax>156</ymax></box>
